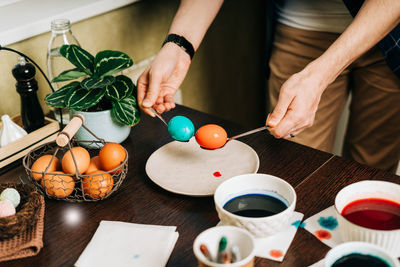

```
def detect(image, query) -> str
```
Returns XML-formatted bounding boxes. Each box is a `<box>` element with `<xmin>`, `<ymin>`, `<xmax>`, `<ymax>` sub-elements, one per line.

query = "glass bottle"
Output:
<box><xmin>47</xmin><ymin>18</ymin><xmax>80</xmax><ymax>124</ymax></box>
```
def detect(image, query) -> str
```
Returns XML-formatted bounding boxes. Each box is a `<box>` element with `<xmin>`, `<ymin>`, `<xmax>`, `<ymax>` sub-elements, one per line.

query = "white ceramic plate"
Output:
<box><xmin>145</xmin><ymin>138</ymin><xmax>259</xmax><ymax>196</ymax></box>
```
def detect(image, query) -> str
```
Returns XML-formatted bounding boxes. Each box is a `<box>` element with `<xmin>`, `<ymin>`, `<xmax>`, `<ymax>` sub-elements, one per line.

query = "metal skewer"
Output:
<box><xmin>150</xmin><ymin>108</ymin><xmax>168</xmax><ymax>126</ymax></box>
<box><xmin>227</xmin><ymin>125</ymin><xmax>270</xmax><ymax>142</ymax></box>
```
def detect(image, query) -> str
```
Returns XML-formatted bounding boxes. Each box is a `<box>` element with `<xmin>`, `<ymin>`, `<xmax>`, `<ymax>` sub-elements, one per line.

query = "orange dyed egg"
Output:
<box><xmin>41</xmin><ymin>171</ymin><xmax>75</xmax><ymax>198</ymax></box>
<box><xmin>31</xmin><ymin>155</ymin><xmax>60</xmax><ymax>181</ymax></box>
<box><xmin>82</xmin><ymin>170</ymin><xmax>114</xmax><ymax>199</ymax></box>
<box><xmin>99</xmin><ymin>143</ymin><xmax>126</xmax><ymax>173</ymax></box>
<box><xmin>195</xmin><ymin>124</ymin><xmax>228</xmax><ymax>149</ymax></box>
<box><xmin>85</xmin><ymin>156</ymin><xmax>102</xmax><ymax>174</ymax></box>
<box><xmin>62</xmin><ymin>147</ymin><xmax>90</xmax><ymax>175</ymax></box>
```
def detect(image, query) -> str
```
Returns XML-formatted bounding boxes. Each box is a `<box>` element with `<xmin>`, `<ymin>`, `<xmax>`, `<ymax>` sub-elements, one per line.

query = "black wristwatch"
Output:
<box><xmin>162</xmin><ymin>33</ymin><xmax>195</xmax><ymax>60</ymax></box>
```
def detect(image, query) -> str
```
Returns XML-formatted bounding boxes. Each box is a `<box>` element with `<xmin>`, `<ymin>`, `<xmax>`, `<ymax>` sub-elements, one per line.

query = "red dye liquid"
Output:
<box><xmin>213</xmin><ymin>172</ymin><xmax>222</xmax><ymax>177</ymax></box>
<box><xmin>341</xmin><ymin>198</ymin><xmax>400</xmax><ymax>230</ymax></box>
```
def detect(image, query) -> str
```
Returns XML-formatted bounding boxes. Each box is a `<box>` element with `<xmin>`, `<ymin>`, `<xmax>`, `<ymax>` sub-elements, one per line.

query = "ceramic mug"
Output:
<box><xmin>193</xmin><ymin>226</ymin><xmax>256</xmax><ymax>267</ymax></box>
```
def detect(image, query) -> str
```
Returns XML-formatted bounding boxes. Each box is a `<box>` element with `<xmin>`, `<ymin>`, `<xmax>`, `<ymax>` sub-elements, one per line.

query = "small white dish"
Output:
<box><xmin>145</xmin><ymin>138</ymin><xmax>259</xmax><ymax>196</ymax></box>
<box><xmin>335</xmin><ymin>180</ymin><xmax>400</xmax><ymax>255</ymax></box>
<box><xmin>324</xmin><ymin>241</ymin><xmax>400</xmax><ymax>267</ymax></box>
<box><xmin>214</xmin><ymin>173</ymin><xmax>296</xmax><ymax>238</ymax></box>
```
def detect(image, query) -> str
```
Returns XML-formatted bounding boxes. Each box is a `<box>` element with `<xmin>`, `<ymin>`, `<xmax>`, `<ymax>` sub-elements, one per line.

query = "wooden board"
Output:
<box><xmin>0</xmin><ymin>115</ymin><xmax>60</xmax><ymax>169</ymax></box>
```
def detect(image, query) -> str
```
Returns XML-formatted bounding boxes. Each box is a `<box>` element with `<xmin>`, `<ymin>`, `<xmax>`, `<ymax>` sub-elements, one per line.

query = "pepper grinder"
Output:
<box><xmin>12</xmin><ymin>57</ymin><xmax>44</xmax><ymax>133</ymax></box>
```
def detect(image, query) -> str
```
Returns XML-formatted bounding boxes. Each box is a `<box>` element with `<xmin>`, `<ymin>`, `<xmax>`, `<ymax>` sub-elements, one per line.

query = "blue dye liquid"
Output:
<box><xmin>332</xmin><ymin>253</ymin><xmax>390</xmax><ymax>267</ymax></box>
<box><xmin>223</xmin><ymin>194</ymin><xmax>288</xmax><ymax>218</ymax></box>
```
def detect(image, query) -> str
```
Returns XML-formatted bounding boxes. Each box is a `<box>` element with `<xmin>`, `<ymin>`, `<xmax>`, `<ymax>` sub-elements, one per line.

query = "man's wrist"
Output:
<box><xmin>306</xmin><ymin>58</ymin><xmax>340</xmax><ymax>89</ymax></box>
<box><xmin>162</xmin><ymin>33</ymin><xmax>195</xmax><ymax>60</ymax></box>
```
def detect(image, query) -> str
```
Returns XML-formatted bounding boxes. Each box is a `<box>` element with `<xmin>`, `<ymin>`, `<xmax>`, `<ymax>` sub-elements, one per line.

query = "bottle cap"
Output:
<box><xmin>51</xmin><ymin>18</ymin><xmax>71</xmax><ymax>33</ymax></box>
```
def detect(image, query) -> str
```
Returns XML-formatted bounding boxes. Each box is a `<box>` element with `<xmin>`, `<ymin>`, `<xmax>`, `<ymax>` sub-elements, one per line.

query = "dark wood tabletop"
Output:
<box><xmin>0</xmin><ymin>105</ymin><xmax>398</xmax><ymax>267</ymax></box>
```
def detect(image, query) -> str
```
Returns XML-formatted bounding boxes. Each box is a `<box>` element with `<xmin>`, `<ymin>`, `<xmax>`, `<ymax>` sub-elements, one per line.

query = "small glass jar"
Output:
<box><xmin>47</xmin><ymin>19</ymin><xmax>80</xmax><ymax>124</ymax></box>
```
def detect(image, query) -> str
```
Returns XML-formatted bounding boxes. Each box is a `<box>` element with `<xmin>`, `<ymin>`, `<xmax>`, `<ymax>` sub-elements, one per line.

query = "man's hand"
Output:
<box><xmin>137</xmin><ymin>42</ymin><xmax>191</xmax><ymax>116</ymax></box>
<box><xmin>267</xmin><ymin>63</ymin><xmax>328</xmax><ymax>139</ymax></box>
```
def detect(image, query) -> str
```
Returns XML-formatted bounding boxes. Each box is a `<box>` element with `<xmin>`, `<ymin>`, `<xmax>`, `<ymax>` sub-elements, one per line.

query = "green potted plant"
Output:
<box><xmin>45</xmin><ymin>44</ymin><xmax>140</xmax><ymax>146</ymax></box>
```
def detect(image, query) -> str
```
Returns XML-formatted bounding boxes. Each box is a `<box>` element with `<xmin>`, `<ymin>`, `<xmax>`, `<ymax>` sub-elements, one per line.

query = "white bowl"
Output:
<box><xmin>325</xmin><ymin>242</ymin><xmax>400</xmax><ymax>267</ymax></box>
<box><xmin>214</xmin><ymin>173</ymin><xmax>296</xmax><ymax>237</ymax></box>
<box><xmin>335</xmin><ymin>180</ymin><xmax>400</xmax><ymax>256</ymax></box>
<box><xmin>193</xmin><ymin>226</ymin><xmax>256</xmax><ymax>267</ymax></box>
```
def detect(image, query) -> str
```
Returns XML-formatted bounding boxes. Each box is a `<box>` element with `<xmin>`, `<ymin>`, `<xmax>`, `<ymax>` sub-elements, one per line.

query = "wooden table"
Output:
<box><xmin>0</xmin><ymin>105</ymin><xmax>398</xmax><ymax>267</ymax></box>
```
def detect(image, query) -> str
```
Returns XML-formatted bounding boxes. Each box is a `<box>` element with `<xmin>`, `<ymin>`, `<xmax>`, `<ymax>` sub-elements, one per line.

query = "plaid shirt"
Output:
<box><xmin>343</xmin><ymin>0</ymin><xmax>400</xmax><ymax>79</ymax></box>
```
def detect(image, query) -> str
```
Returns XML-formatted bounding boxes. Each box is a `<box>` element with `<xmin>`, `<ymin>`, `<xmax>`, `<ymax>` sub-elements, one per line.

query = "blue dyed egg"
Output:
<box><xmin>168</xmin><ymin>116</ymin><xmax>195</xmax><ymax>142</ymax></box>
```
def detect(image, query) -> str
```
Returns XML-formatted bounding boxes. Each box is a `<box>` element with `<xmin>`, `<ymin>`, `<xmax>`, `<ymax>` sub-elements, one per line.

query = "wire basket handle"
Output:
<box><xmin>56</xmin><ymin>114</ymin><xmax>85</xmax><ymax>147</ymax></box>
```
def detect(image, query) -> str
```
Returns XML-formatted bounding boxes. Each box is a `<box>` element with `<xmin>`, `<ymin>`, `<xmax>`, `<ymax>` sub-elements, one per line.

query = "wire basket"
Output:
<box><xmin>22</xmin><ymin>115</ymin><xmax>128</xmax><ymax>202</ymax></box>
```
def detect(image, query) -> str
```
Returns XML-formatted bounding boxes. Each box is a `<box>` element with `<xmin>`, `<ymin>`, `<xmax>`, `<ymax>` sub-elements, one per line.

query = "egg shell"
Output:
<box><xmin>85</xmin><ymin>156</ymin><xmax>102</xmax><ymax>174</ymax></box>
<box><xmin>83</xmin><ymin>170</ymin><xmax>114</xmax><ymax>199</ymax></box>
<box><xmin>195</xmin><ymin>124</ymin><xmax>228</xmax><ymax>149</ymax></box>
<box><xmin>62</xmin><ymin>146</ymin><xmax>91</xmax><ymax>175</ymax></box>
<box><xmin>30</xmin><ymin>155</ymin><xmax>60</xmax><ymax>181</ymax></box>
<box><xmin>168</xmin><ymin>116</ymin><xmax>195</xmax><ymax>142</ymax></box>
<box><xmin>0</xmin><ymin>188</ymin><xmax>20</xmax><ymax>208</ymax></box>
<box><xmin>41</xmin><ymin>171</ymin><xmax>75</xmax><ymax>198</ymax></box>
<box><xmin>99</xmin><ymin>143</ymin><xmax>126</xmax><ymax>173</ymax></box>
<box><xmin>0</xmin><ymin>199</ymin><xmax>16</xmax><ymax>218</ymax></box>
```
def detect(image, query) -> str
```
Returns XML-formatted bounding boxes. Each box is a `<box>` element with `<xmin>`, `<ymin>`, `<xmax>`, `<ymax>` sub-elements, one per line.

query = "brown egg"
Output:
<box><xmin>99</xmin><ymin>143</ymin><xmax>126</xmax><ymax>173</ymax></box>
<box><xmin>85</xmin><ymin>156</ymin><xmax>102</xmax><ymax>174</ymax></box>
<box><xmin>41</xmin><ymin>171</ymin><xmax>75</xmax><ymax>198</ymax></box>
<box><xmin>31</xmin><ymin>155</ymin><xmax>60</xmax><ymax>181</ymax></box>
<box><xmin>83</xmin><ymin>170</ymin><xmax>114</xmax><ymax>199</ymax></box>
<box><xmin>62</xmin><ymin>147</ymin><xmax>90</xmax><ymax>175</ymax></box>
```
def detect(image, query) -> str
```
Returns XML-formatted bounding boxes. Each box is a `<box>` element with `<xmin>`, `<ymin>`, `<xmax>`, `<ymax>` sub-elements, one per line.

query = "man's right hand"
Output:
<box><xmin>137</xmin><ymin>42</ymin><xmax>191</xmax><ymax>116</ymax></box>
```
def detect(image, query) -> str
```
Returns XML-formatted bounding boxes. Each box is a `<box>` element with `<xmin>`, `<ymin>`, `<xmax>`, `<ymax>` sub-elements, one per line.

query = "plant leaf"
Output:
<box><xmin>94</xmin><ymin>50</ymin><xmax>133</xmax><ymax>78</ymax></box>
<box><xmin>65</xmin><ymin>87</ymin><xmax>106</xmax><ymax>111</ymax></box>
<box><xmin>111</xmin><ymin>95</ymin><xmax>140</xmax><ymax>126</ymax></box>
<box><xmin>105</xmin><ymin>75</ymin><xmax>134</xmax><ymax>101</ymax></box>
<box><xmin>52</xmin><ymin>68</ymin><xmax>87</xmax><ymax>82</ymax></box>
<box><xmin>60</xmin><ymin>45</ymin><xmax>94</xmax><ymax>75</ymax></box>
<box><xmin>45</xmin><ymin>82</ymin><xmax>80</xmax><ymax>108</ymax></box>
<box><xmin>81</xmin><ymin>76</ymin><xmax>115</xmax><ymax>90</ymax></box>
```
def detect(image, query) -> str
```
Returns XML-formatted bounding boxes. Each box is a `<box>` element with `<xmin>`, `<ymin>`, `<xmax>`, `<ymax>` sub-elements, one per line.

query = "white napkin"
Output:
<box><xmin>218</xmin><ymin>212</ymin><xmax>304</xmax><ymax>262</ymax></box>
<box><xmin>309</xmin><ymin>258</ymin><xmax>325</xmax><ymax>267</ymax></box>
<box><xmin>254</xmin><ymin>212</ymin><xmax>304</xmax><ymax>262</ymax></box>
<box><xmin>75</xmin><ymin>221</ymin><xmax>179</xmax><ymax>267</ymax></box>
<box><xmin>303</xmin><ymin>206</ymin><xmax>342</xmax><ymax>249</ymax></box>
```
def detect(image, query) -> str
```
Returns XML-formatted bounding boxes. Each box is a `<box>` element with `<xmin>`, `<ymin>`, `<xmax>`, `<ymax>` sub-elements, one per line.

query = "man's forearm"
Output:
<box><xmin>311</xmin><ymin>0</ymin><xmax>400</xmax><ymax>86</ymax></box>
<box><xmin>168</xmin><ymin>0</ymin><xmax>224</xmax><ymax>50</ymax></box>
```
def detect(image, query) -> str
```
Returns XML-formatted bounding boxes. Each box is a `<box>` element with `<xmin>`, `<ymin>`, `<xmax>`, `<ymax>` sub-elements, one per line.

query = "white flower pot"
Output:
<box><xmin>70</xmin><ymin>109</ymin><xmax>131</xmax><ymax>148</ymax></box>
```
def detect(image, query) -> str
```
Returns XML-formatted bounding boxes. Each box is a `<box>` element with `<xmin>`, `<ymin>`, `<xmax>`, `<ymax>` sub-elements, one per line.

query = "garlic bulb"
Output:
<box><xmin>0</xmin><ymin>115</ymin><xmax>27</xmax><ymax>147</ymax></box>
